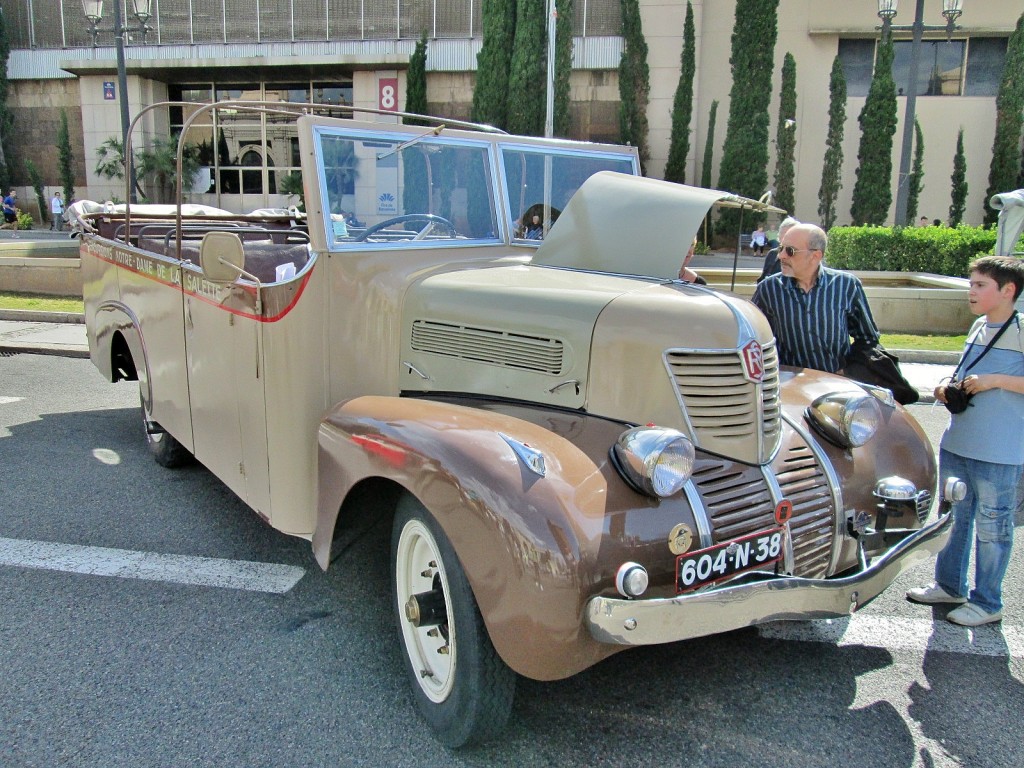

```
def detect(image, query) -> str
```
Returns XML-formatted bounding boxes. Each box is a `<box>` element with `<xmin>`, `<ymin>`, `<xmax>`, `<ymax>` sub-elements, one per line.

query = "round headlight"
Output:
<box><xmin>805</xmin><ymin>392</ymin><xmax>882</xmax><ymax>448</ymax></box>
<box><xmin>611</xmin><ymin>427</ymin><xmax>695</xmax><ymax>498</ymax></box>
<box><xmin>615</xmin><ymin>562</ymin><xmax>650</xmax><ymax>598</ymax></box>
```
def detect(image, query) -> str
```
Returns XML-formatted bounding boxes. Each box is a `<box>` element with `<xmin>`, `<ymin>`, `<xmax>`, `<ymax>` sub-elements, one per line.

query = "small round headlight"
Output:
<box><xmin>805</xmin><ymin>392</ymin><xmax>882</xmax><ymax>448</ymax></box>
<box><xmin>611</xmin><ymin>427</ymin><xmax>695</xmax><ymax>498</ymax></box>
<box><xmin>616</xmin><ymin>562</ymin><xmax>649</xmax><ymax>598</ymax></box>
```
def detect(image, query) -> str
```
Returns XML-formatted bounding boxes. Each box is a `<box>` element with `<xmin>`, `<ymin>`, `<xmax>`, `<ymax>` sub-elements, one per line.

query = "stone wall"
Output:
<box><xmin>8</xmin><ymin>80</ymin><xmax>88</xmax><ymax>200</ymax></box>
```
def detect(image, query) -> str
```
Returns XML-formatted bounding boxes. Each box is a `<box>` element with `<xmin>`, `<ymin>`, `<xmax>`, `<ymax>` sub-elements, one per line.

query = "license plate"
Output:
<box><xmin>676</xmin><ymin>527</ymin><xmax>784</xmax><ymax>593</ymax></box>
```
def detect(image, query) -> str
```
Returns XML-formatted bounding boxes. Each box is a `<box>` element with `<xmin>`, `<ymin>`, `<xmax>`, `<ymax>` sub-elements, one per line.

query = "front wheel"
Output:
<box><xmin>391</xmin><ymin>495</ymin><xmax>515</xmax><ymax>747</ymax></box>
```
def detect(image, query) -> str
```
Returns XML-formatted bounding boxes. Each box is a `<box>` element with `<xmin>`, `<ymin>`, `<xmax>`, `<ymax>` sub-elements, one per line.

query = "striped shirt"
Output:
<box><xmin>752</xmin><ymin>265</ymin><xmax>880</xmax><ymax>372</ymax></box>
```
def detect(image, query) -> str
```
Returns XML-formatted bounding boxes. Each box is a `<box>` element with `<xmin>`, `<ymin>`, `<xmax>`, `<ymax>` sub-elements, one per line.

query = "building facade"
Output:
<box><xmin>0</xmin><ymin>0</ymin><xmax>1017</xmax><ymax>225</ymax></box>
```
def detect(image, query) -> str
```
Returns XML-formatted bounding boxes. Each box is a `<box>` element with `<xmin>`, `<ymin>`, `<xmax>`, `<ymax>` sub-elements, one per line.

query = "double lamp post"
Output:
<box><xmin>876</xmin><ymin>0</ymin><xmax>965</xmax><ymax>227</ymax></box>
<box><xmin>82</xmin><ymin>0</ymin><xmax>153</xmax><ymax>203</ymax></box>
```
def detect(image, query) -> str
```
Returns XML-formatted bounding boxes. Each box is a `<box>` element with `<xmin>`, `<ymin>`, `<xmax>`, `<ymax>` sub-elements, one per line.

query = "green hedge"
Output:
<box><xmin>826</xmin><ymin>225</ymin><xmax>1001</xmax><ymax>277</ymax></box>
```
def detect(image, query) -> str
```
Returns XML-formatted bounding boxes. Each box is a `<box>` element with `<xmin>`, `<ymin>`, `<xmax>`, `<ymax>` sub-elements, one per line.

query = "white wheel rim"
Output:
<box><xmin>396</xmin><ymin>519</ymin><xmax>456</xmax><ymax>703</ymax></box>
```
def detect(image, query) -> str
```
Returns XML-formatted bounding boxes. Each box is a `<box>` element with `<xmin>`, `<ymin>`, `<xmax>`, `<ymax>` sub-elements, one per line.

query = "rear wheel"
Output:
<box><xmin>140</xmin><ymin>392</ymin><xmax>192</xmax><ymax>468</ymax></box>
<box><xmin>391</xmin><ymin>495</ymin><xmax>515</xmax><ymax>747</ymax></box>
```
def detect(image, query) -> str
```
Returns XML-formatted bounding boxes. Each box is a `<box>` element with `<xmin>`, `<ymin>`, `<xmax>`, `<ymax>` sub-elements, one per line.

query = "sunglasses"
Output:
<box><xmin>782</xmin><ymin>245</ymin><xmax>817</xmax><ymax>257</ymax></box>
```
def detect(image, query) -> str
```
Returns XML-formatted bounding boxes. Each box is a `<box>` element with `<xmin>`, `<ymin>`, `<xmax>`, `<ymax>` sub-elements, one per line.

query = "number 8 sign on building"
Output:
<box><xmin>378</xmin><ymin>77</ymin><xmax>398</xmax><ymax>112</ymax></box>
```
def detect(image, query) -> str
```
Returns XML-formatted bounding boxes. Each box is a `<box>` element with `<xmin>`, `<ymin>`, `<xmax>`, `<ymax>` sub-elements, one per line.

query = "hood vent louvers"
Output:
<box><xmin>411</xmin><ymin>320</ymin><xmax>565</xmax><ymax>375</ymax></box>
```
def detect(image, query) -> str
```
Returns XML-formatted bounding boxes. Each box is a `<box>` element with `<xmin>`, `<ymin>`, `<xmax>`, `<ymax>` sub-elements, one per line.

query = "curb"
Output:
<box><xmin>890</xmin><ymin>348</ymin><xmax>960</xmax><ymax>364</ymax></box>
<box><xmin>0</xmin><ymin>309</ymin><xmax>85</xmax><ymax>324</ymax></box>
<box><xmin>0</xmin><ymin>343</ymin><xmax>89</xmax><ymax>359</ymax></box>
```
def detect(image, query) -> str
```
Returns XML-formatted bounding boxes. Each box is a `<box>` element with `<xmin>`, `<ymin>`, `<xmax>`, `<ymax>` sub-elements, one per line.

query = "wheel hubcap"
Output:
<box><xmin>396</xmin><ymin>519</ymin><xmax>455</xmax><ymax>702</ymax></box>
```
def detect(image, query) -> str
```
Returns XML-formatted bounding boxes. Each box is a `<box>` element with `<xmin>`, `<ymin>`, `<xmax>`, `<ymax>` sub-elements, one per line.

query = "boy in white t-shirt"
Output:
<box><xmin>907</xmin><ymin>256</ymin><xmax>1024</xmax><ymax>626</ymax></box>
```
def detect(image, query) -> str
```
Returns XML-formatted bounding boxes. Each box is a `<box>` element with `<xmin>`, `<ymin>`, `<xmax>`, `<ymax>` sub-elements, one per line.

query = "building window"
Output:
<box><xmin>840</xmin><ymin>36</ymin><xmax>1006</xmax><ymax>99</ymax></box>
<box><xmin>837</xmin><ymin>39</ymin><xmax>876</xmax><ymax>97</ymax></box>
<box><xmin>964</xmin><ymin>37</ymin><xmax>1009</xmax><ymax>96</ymax></box>
<box><xmin>168</xmin><ymin>79</ymin><xmax>353</xmax><ymax>207</ymax></box>
<box><xmin>893</xmin><ymin>39</ymin><xmax>965</xmax><ymax>96</ymax></box>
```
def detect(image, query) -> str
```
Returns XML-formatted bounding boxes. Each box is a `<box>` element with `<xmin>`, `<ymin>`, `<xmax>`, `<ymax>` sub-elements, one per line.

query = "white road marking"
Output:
<box><xmin>758</xmin><ymin>614</ymin><xmax>1024</xmax><ymax>658</ymax></box>
<box><xmin>0</xmin><ymin>396</ymin><xmax>24</xmax><ymax>404</ymax></box>
<box><xmin>0</xmin><ymin>537</ymin><xmax>306</xmax><ymax>594</ymax></box>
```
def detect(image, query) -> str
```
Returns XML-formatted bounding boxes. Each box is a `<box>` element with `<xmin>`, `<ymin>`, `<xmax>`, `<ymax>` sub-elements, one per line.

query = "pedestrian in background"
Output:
<box><xmin>677</xmin><ymin>238</ymin><xmax>707</xmax><ymax>285</ymax></box>
<box><xmin>3</xmin><ymin>189</ymin><xmax>19</xmax><ymax>237</ymax></box>
<box><xmin>750</xmin><ymin>224</ymin><xmax>768</xmax><ymax>256</ymax></box>
<box><xmin>757</xmin><ymin>216</ymin><xmax>799</xmax><ymax>283</ymax></box>
<box><xmin>50</xmin><ymin>191</ymin><xmax>64</xmax><ymax>231</ymax></box>
<box><xmin>907</xmin><ymin>256</ymin><xmax>1024</xmax><ymax>626</ymax></box>
<box><xmin>751</xmin><ymin>222</ymin><xmax>879</xmax><ymax>373</ymax></box>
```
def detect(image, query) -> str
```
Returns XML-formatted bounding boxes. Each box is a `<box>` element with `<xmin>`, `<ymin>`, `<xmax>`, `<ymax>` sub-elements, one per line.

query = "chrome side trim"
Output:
<box><xmin>498</xmin><ymin>433</ymin><xmax>546</xmax><ymax>477</ymax></box>
<box><xmin>782</xmin><ymin>410</ymin><xmax>845</xmax><ymax>576</ymax></box>
<box><xmin>682</xmin><ymin>480</ymin><xmax>713</xmax><ymax>548</ymax></box>
<box><xmin>585</xmin><ymin>511</ymin><xmax>952</xmax><ymax>646</ymax></box>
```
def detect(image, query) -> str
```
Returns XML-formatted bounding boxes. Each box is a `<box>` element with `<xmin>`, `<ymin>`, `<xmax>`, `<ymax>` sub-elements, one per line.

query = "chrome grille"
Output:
<box><xmin>915</xmin><ymin>491</ymin><xmax>933</xmax><ymax>523</ymax></box>
<box><xmin>411</xmin><ymin>320</ymin><xmax>564</xmax><ymax>374</ymax></box>
<box><xmin>692</xmin><ymin>461</ymin><xmax>775</xmax><ymax>541</ymax></box>
<box><xmin>690</xmin><ymin>444</ymin><xmax>835</xmax><ymax>579</ymax></box>
<box><xmin>666</xmin><ymin>343</ymin><xmax>782</xmax><ymax>464</ymax></box>
<box><xmin>774</xmin><ymin>444</ymin><xmax>835</xmax><ymax>578</ymax></box>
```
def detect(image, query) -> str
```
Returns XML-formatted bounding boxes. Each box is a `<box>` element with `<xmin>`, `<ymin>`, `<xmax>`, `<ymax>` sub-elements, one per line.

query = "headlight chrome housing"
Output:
<box><xmin>805</xmin><ymin>392</ymin><xmax>882</xmax><ymax>448</ymax></box>
<box><xmin>611</xmin><ymin>427</ymin><xmax>695</xmax><ymax>498</ymax></box>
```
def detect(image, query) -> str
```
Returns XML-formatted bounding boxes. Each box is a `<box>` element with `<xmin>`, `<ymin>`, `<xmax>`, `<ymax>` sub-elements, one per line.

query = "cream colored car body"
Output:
<box><xmin>82</xmin><ymin>110</ymin><xmax>947</xmax><ymax>704</ymax></box>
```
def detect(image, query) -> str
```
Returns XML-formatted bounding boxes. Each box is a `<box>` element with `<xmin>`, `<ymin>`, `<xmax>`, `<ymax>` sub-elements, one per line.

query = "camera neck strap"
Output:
<box><xmin>953</xmin><ymin>311</ymin><xmax>1019</xmax><ymax>381</ymax></box>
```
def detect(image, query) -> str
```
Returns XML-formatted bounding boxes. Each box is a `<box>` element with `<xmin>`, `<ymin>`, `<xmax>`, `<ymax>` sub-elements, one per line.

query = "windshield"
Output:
<box><xmin>499</xmin><ymin>145</ymin><xmax>638</xmax><ymax>242</ymax></box>
<box><xmin>314</xmin><ymin>128</ymin><xmax>500</xmax><ymax>249</ymax></box>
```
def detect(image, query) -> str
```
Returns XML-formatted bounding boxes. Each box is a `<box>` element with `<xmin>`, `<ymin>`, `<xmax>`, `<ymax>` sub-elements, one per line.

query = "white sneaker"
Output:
<box><xmin>947</xmin><ymin>602</ymin><xmax>1002</xmax><ymax>626</ymax></box>
<box><xmin>906</xmin><ymin>582</ymin><xmax>966</xmax><ymax>605</ymax></box>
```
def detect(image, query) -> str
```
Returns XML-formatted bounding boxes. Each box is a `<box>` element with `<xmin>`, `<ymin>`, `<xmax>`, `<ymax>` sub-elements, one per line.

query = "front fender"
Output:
<box><xmin>313</xmin><ymin>395</ymin><xmax>695</xmax><ymax>681</ymax></box>
<box><xmin>92</xmin><ymin>301</ymin><xmax>149</xmax><ymax>392</ymax></box>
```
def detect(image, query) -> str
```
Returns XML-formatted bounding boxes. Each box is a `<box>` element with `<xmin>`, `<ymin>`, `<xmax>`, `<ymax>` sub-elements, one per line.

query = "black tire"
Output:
<box><xmin>140</xmin><ymin>392</ymin><xmax>192</xmax><ymax>468</ymax></box>
<box><xmin>391</xmin><ymin>495</ymin><xmax>515</xmax><ymax>747</ymax></box>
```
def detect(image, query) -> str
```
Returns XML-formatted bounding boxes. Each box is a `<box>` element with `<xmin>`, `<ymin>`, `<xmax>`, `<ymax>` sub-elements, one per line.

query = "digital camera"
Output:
<box><xmin>943</xmin><ymin>382</ymin><xmax>974</xmax><ymax>414</ymax></box>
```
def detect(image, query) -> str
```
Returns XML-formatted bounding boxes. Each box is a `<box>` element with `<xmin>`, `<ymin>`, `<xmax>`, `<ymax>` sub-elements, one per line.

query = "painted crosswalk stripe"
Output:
<box><xmin>0</xmin><ymin>537</ymin><xmax>305</xmax><ymax>594</ymax></box>
<box><xmin>758</xmin><ymin>614</ymin><xmax>1024</xmax><ymax>659</ymax></box>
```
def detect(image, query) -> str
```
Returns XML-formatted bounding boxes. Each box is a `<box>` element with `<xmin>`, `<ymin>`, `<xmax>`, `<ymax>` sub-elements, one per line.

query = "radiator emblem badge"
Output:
<box><xmin>741</xmin><ymin>340</ymin><xmax>764</xmax><ymax>382</ymax></box>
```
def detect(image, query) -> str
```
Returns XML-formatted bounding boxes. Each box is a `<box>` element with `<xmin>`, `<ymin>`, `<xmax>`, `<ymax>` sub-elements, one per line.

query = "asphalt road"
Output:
<box><xmin>1</xmin><ymin>354</ymin><xmax>1022</xmax><ymax>767</ymax></box>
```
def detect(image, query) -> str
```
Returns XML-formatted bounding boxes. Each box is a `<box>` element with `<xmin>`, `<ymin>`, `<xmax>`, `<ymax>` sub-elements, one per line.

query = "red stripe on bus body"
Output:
<box><xmin>90</xmin><ymin>248</ymin><xmax>311</xmax><ymax>323</ymax></box>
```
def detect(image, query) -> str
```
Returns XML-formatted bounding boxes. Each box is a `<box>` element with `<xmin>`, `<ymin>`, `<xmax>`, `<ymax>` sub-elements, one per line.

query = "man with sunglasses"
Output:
<box><xmin>751</xmin><ymin>222</ymin><xmax>879</xmax><ymax>373</ymax></box>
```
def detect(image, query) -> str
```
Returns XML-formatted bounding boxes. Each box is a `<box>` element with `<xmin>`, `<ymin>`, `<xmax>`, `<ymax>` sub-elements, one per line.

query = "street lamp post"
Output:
<box><xmin>878</xmin><ymin>0</ymin><xmax>964</xmax><ymax>227</ymax></box>
<box><xmin>82</xmin><ymin>1</ymin><xmax>153</xmax><ymax>204</ymax></box>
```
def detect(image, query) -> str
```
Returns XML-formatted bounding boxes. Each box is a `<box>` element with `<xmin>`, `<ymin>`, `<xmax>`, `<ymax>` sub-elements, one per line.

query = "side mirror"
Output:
<box><xmin>199</xmin><ymin>231</ymin><xmax>246</xmax><ymax>283</ymax></box>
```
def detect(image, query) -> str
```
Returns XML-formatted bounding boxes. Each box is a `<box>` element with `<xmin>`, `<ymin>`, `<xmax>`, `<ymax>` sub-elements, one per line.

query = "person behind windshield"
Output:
<box><xmin>525</xmin><ymin>213</ymin><xmax>544</xmax><ymax>240</ymax></box>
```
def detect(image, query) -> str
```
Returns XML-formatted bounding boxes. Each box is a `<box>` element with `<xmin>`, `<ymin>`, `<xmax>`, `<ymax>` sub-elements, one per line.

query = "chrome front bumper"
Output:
<box><xmin>586</xmin><ymin>510</ymin><xmax>952</xmax><ymax>646</ymax></box>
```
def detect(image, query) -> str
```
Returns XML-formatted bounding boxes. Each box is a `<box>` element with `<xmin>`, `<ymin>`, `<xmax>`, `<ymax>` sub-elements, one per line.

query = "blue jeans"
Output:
<box><xmin>935</xmin><ymin>449</ymin><xmax>1020</xmax><ymax>613</ymax></box>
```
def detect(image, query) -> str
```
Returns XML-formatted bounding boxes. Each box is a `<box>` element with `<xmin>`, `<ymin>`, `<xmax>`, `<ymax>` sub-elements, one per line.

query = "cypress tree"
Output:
<box><xmin>553</xmin><ymin>0</ymin><xmax>575</xmax><ymax>138</ymax></box>
<box><xmin>716</xmin><ymin>0</ymin><xmax>779</xmax><ymax>230</ymax></box>
<box><xmin>58</xmin><ymin>109</ymin><xmax>75</xmax><ymax>209</ymax></box>
<box><xmin>404</xmin><ymin>34</ymin><xmax>429</xmax><ymax>126</ymax></box>
<box><xmin>664</xmin><ymin>2</ymin><xmax>696</xmax><ymax>184</ymax></box>
<box><xmin>773</xmin><ymin>52</ymin><xmax>797</xmax><ymax>216</ymax></box>
<box><xmin>700</xmin><ymin>100</ymin><xmax>718</xmax><ymax>189</ymax></box>
<box><xmin>1015</xmin><ymin>138</ymin><xmax>1024</xmax><ymax>188</ymax></box>
<box><xmin>906</xmin><ymin>119</ymin><xmax>924</xmax><ymax>223</ymax></box>
<box><xmin>850</xmin><ymin>33</ymin><xmax>897</xmax><ymax>226</ymax></box>
<box><xmin>472</xmin><ymin>0</ymin><xmax>517</xmax><ymax>129</ymax></box>
<box><xmin>818</xmin><ymin>56</ymin><xmax>847</xmax><ymax>230</ymax></box>
<box><xmin>949</xmin><ymin>127</ymin><xmax>968</xmax><ymax>227</ymax></box>
<box><xmin>984</xmin><ymin>12</ymin><xmax>1024</xmax><ymax>226</ymax></box>
<box><xmin>0</xmin><ymin>9</ymin><xmax>13</xmax><ymax>190</ymax></box>
<box><xmin>507</xmin><ymin>0</ymin><xmax>547</xmax><ymax>136</ymax></box>
<box><xmin>619</xmin><ymin>0</ymin><xmax>650</xmax><ymax>173</ymax></box>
